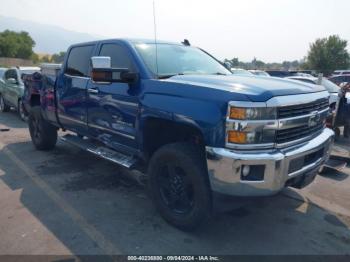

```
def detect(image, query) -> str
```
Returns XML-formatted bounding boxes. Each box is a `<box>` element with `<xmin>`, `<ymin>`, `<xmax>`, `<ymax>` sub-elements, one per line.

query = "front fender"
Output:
<box><xmin>139</xmin><ymin>93</ymin><xmax>226</xmax><ymax>147</ymax></box>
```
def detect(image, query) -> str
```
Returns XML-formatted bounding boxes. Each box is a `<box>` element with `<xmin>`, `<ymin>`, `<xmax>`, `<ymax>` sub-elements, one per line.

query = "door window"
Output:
<box><xmin>65</xmin><ymin>45</ymin><xmax>94</xmax><ymax>77</ymax></box>
<box><xmin>99</xmin><ymin>44</ymin><xmax>134</xmax><ymax>70</ymax></box>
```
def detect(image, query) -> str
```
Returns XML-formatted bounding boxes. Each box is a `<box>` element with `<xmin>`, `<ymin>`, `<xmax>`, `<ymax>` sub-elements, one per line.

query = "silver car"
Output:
<box><xmin>286</xmin><ymin>76</ymin><xmax>340</xmax><ymax>106</ymax></box>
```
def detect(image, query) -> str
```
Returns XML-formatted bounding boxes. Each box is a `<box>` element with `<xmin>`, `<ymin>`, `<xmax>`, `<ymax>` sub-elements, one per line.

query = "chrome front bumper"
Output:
<box><xmin>206</xmin><ymin>128</ymin><xmax>334</xmax><ymax>196</ymax></box>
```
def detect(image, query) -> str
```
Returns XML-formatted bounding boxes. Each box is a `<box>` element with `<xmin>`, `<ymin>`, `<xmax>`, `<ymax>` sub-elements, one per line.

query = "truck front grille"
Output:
<box><xmin>276</xmin><ymin>122</ymin><xmax>324</xmax><ymax>145</ymax></box>
<box><xmin>277</xmin><ymin>98</ymin><xmax>329</xmax><ymax>119</ymax></box>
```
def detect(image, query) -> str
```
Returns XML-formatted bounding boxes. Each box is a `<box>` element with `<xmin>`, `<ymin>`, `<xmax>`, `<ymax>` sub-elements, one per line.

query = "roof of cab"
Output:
<box><xmin>69</xmin><ymin>38</ymin><xmax>184</xmax><ymax>48</ymax></box>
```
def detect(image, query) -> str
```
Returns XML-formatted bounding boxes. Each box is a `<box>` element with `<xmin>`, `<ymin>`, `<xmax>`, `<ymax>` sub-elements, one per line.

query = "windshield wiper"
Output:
<box><xmin>157</xmin><ymin>73</ymin><xmax>184</xmax><ymax>79</ymax></box>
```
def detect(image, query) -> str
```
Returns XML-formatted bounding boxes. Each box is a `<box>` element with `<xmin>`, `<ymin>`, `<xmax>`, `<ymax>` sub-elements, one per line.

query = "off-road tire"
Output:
<box><xmin>0</xmin><ymin>94</ymin><xmax>10</xmax><ymax>112</ymax></box>
<box><xmin>148</xmin><ymin>143</ymin><xmax>212</xmax><ymax>231</ymax></box>
<box><xmin>28</xmin><ymin>106</ymin><xmax>57</xmax><ymax>150</ymax></box>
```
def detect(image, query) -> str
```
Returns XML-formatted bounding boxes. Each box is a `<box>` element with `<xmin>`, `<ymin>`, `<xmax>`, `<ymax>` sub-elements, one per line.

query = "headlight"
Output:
<box><xmin>229</xmin><ymin>106</ymin><xmax>276</xmax><ymax>120</ymax></box>
<box><xmin>226</xmin><ymin>103</ymin><xmax>277</xmax><ymax>148</ymax></box>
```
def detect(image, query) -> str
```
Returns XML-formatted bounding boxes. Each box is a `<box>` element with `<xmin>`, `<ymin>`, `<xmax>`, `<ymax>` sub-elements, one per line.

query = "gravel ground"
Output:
<box><xmin>0</xmin><ymin>110</ymin><xmax>349</xmax><ymax>256</ymax></box>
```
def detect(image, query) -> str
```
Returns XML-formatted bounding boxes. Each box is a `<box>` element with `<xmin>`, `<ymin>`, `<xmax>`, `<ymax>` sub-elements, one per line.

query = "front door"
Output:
<box><xmin>56</xmin><ymin>45</ymin><xmax>95</xmax><ymax>135</ymax></box>
<box><xmin>87</xmin><ymin>43</ymin><xmax>139</xmax><ymax>151</ymax></box>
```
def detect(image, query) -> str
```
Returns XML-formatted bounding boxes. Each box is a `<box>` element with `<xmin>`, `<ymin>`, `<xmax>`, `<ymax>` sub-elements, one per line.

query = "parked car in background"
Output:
<box><xmin>333</xmin><ymin>70</ymin><xmax>350</xmax><ymax>76</ymax></box>
<box><xmin>230</xmin><ymin>68</ymin><xmax>253</xmax><ymax>76</ymax></box>
<box><xmin>329</xmin><ymin>74</ymin><xmax>350</xmax><ymax>86</ymax></box>
<box><xmin>287</xmin><ymin>76</ymin><xmax>341</xmax><ymax>134</ymax></box>
<box><xmin>286</xmin><ymin>76</ymin><xmax>340</xmax><ymax>106</ymax></box>
<box><xmin>292</xmin><ymin>72</ymin><xmax>314</xmax><ymax>78</ymax></box>
<box><xmin>40</xmin><ymin>63</ymin><xmax>62</xmax><ymax>76</ymax></box>
<box><xmin>0</xmin><ymin>66</ymin><xmax>40</xmax><ymax>120</ymax></box>
<box><xmin>249</xmin><ymin>70</ymin><xmax>270</xmax><ymax>77</ymax></box>
<box><xmin>265</xmin><ymin>70</ymin><xmax>293</xmax><ymax>78</ymax></box>
<box><xmin>289</xmin><ymin>70</ymin><xmax>316</xmax><ymax>77</ymax></box>
<box><xmin>265</xmin><ymin>70</ymin><xmax>316</xmax><ymax>78</ymax></box>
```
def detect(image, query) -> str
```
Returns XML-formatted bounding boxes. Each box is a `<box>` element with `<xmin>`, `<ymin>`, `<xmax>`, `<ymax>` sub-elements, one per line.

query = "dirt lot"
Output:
<box><xmin>0</xmin><ymin>110</ymin><xmax>350</xmax><ymax>256</ymax></box>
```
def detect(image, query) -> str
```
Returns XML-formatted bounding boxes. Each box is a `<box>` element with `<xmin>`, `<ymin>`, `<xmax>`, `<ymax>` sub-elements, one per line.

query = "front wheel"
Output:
<box><xmin>28</xmin><ymin>106</ymin><xmax>57</xmax><ymax>150</ymax></box>
<box><xmin>148</xmin><ymin>143</ymin><xmax>212</xmax><ymax>231</ymax></box>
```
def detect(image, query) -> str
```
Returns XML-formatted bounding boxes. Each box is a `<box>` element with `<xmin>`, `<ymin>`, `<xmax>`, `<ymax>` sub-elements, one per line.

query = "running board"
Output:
<box><xmin>59</xmin><ymin>134</ymin><xmax>137</xmax><ymax>168</ymax></box>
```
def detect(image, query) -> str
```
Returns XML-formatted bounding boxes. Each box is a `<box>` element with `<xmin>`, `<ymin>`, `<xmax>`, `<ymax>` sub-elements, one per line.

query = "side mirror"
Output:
<box><xmin>91</xmin><ymin>56</ymin><xmax>111</xmax><ymax>69</ymax></box>
<box><xmin>91</xmin><ymin>56</ymin><xmax>137</xmax><ymax>83</ymax></box>
<box><xmin>7</xmin><ymin>78</ymin><xmax>17</xmax><ymax>84</ymax></box>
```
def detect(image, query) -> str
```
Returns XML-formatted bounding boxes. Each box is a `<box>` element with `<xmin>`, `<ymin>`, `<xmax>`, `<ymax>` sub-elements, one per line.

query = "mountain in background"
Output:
<box><xmin>0</xmin><ymin>15</ymin><xmax>103</xmax><ymax>54</ymax></box>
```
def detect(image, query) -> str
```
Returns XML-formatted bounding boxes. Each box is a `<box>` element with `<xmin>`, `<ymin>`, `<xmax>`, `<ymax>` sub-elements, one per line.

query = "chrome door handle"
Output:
<box><xmin>88</xmin><ymin>87</ymin><xmax>99</xmax><ymax>94</ymax></box>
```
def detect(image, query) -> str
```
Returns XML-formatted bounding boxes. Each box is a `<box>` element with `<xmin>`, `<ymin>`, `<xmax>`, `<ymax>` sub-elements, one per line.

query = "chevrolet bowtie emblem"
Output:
<box><xmin>308</xmin><ymin>111</ymin><xmax>321</xmax><ymax>127</ymax></box>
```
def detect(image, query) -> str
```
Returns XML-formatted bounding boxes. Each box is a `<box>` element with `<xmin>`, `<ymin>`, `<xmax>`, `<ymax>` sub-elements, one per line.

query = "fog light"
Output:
<box><xmin>242</xmin><ymin>165</ymin><xmax>250</xmax><ymax>177</ymax></box>
<box><xmin>240</xmin><ymin>165</ymin><xmax>265</xmax><ymax>181</ymax></box>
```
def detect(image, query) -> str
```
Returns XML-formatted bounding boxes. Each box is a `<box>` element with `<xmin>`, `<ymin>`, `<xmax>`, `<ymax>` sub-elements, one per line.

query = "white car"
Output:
<box><xmin>230</xmin><ymin>68</ymin><xmax>253</xmax><ymax>76</ymax></box>
<box><xmin>333</xmin><ymin>70</ymin><xmax>350</xmax><ymax>76</ymax></box>
<box><xmin>249</xmin><ymin>70</ymin><xmax>270</xmax><ymax>77</ymax></box>
<box><xmin>286</xmin><ymin>76</ymin><xmax>340</xmax><ymax>106</ymax></box>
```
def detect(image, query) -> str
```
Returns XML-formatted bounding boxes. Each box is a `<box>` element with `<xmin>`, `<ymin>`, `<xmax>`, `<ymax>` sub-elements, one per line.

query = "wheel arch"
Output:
<box><xmin>141</xmin><ymin>116</ymin><xmax>207</xmax><ymax>160</ymax></box>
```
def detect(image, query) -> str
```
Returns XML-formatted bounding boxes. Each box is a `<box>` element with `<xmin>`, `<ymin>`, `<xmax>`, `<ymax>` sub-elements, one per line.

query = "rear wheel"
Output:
<box><xmin>28</xmin><ymin>106</ymin><xmax>57</xmax><ymax>150</ymax></box>
<box><xmin>148</xmin><ymin>143</ymin><xmax>212</xmax><ymax>231</ymax></box>
<box><xmin>18</xmin><ymin>99</ymin><xmax>28</xmax><ymax>121</ymax></box>
<box><xmin>0</xmin><ymin>94</ymin><xmax>10</xmax><ymax>112</ymax></box>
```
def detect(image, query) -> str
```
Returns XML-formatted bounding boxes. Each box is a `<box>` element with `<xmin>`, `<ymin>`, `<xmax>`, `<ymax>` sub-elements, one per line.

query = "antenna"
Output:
<box><xmin>153</xmin><ymin>0</ymin><xmax>159</xmax><ymax>78</ymax></box>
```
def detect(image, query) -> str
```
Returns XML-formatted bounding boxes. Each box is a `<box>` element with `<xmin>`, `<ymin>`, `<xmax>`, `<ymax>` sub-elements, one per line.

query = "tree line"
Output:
<box><xmin>224</xmin><ymin>35</ymin><xmax>350</xmax><ymax>75</ymax></box>
<box><xmin>0</xmin><ymin>30</ymin><xmax>349</xmax><ymax>74</ymax></box>
<box><xmin>224</xmin><ymin>57</ymin><xmax>303</xmax><ymax>71</ymax></box>
<box><xmin>0</xmin><ymin>30</ymin><xmax>35</xmax><ymax>60</ymax></box>
<box><xmin>0</xmin><ymin>30</ymin><xmax>65</xmax><ymax>64</ymax></box>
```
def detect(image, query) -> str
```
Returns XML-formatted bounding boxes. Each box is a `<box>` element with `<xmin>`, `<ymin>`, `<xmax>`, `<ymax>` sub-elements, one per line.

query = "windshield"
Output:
<box><xmin>134</xmin><ymin>43</ymin><xmax>231</xmax><ymax>78</ymax></box>
<box><xmin>322</xmin><ymin>78</ymin><xmax>340</xmax><ymax>93</ymax></box>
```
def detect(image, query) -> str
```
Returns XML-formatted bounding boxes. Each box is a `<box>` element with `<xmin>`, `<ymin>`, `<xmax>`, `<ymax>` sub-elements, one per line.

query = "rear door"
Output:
<box><xmin>86</xmin><ymin>42</ymin><xmax>139</xmax><ymax>150</ymax></box>
<box><xmin>56</xmin><ymin>44</ymin><xmax>95</xmax><ymax>134</ymax></box>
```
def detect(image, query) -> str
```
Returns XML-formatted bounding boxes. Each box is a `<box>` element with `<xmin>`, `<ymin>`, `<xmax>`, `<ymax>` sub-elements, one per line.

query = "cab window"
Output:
<box><xmin>98</xmin><ymin>44</ymin><xmax>134</xmax><ymax>70</ymax></box>
<box><xmin>65</xmin><ymin>45</ymin><xmax>94</xmax><ymax>77</ymax></box>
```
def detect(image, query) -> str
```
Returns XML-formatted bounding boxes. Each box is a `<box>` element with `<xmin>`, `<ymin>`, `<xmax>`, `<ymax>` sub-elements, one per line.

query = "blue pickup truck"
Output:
<box><xmin>23</xmin><ymin>39</ymin><xmax>334</xmax><ymax>230</ymax></box>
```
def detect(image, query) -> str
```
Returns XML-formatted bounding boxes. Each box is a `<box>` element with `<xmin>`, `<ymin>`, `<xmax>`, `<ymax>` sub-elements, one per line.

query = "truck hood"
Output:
<box><xmin>165</xmin><ymin>75</ymin><xmax>326</xmax><ymax>102</ymax></box>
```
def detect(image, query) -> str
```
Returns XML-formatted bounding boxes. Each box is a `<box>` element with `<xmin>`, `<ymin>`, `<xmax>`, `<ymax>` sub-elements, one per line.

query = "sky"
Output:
<box><xmin>0</xmin><ymin>0</ymin><xmax>349</xmax><ymax>62</ymax></box>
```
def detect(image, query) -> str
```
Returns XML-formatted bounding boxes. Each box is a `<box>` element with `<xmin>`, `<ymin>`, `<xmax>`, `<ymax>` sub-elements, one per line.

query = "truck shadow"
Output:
<box><xmin>319</xmin><ymin>169</ymin><xmax>349</xmax><ymax>181</ymax></box>
<box><xmin>0</xmin><ymin>141</ymin><xmax>349</xmax><ymax>255</ymax></box>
